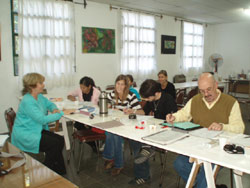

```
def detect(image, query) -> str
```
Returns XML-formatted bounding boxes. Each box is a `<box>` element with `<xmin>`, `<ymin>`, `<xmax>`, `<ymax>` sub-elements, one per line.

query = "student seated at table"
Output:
<box><xmin>158</xmin><ymin>70</ymin><xmax>176</xmax><ymax>99</ymax></box>
<box><xmin>67</xmin><ymin>76</ymin><xmax>101</xmax><ymax>152</ymax></box>
<box><xmin>166</xmin><ymin>73</ymin><xmax>245</xmax><ymax>188</ymax></box>
<box><xmin>126</xmin><ymin>79</ymin><xmax>177</xmax><ymax>185</ymax></box>
<box><xmin>103</xmin><ymin>74</ymin><xmax>141</xmax><ymax>176</ymax></box>
<box><xmin>11</xmin><ymin>73</ymin><xmax>75</xmax><ymax>175</ymax></box>
<box><xmin>126</xmin><ymin>74</ymin><xmax>141</xmax><ymax>101</ymax></box>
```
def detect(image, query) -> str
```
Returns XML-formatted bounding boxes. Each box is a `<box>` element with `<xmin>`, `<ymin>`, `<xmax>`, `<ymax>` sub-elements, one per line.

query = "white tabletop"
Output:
<box><xmin>63</xmin><ymin>109</ymin><xmax>250</xmax><ymax>175</ymax></box>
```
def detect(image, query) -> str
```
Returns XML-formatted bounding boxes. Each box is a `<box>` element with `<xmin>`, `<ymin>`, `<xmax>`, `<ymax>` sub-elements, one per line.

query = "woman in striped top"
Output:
<box><xmin>103</xmin><ymin>74</ymin><xmax>141</xmax><ymax>176</ymax></box>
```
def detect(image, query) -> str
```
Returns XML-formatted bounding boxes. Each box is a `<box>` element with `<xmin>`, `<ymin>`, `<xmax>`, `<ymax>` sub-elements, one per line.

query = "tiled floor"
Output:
<box><xmin>61</xmin><ymin>103</ymin><xmax>250</xmax><ymax>188</ymax></box>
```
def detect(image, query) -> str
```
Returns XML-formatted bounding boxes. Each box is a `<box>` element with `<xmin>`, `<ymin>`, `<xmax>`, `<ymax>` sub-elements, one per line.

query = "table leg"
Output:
<box><xmin>203</xmin><ymin>161</ymin><xmax>216</xmax><ymax>188</ymax></box>
<box><xmin>61</xmin><ymin>117</ymin><xmax>70</xmax><ymax>151</ymax></box>
<box><xmin>233</xmin><ymin>170</ymin><xmax>243</xmax><ymax>188</ymax></box>
<box><xmin>186</xmin><ymin>159</ymin><xmax>201</xmax><ymax>188</ymax></box>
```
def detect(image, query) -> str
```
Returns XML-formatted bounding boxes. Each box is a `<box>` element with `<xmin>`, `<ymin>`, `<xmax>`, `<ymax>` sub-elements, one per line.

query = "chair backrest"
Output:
<box><xmin>176</xmin><ymin>89</ymin><xmax>185</xmax><ymax>106</ymax></box>
<box><xmin>173</xmin><ymin>74</ymin><xmax>186</xmax><ymax>83</ymax></box>
<box><xmin>186</xmin><ymin>87</ymin><xmax>198</xmax><ymax>102</ymax></box>
<box><xmin>4</xmin><ymin>107</ymin><xmax>16</xmax><ymax>135</ymax></box>
<box><xmin>105</xmin><ymin>85</ymin><xmax>115</xmax><ymax>90</ymax></box>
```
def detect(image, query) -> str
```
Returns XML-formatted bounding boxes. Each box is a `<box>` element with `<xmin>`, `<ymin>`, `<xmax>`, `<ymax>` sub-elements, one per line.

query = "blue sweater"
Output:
<box><xmin>11</xmin><ymin>93</ymin><xmax>64</xmax><ymax>154</ymax></box>
<box><xmin>129</xmin><ymin>87</ymin><xmax>141</xmax><ymax>101</ymax></box>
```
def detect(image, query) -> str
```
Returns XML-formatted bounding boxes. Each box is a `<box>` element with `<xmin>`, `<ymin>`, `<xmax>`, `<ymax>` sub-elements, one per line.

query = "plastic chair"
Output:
<box><xmin>4</xmin><ymin>107</ymin><xmax>16</xmax><ymax>136</ymax></box>
<box><xmin>69</xmin><ymin>129</ymin><xmax>106</xmax><ymax>173</ymax></box>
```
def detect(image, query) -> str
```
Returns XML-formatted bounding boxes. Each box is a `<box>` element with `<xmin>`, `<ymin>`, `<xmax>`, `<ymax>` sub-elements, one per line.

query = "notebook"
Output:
<box><xmin>142</xmin><ymin>129</ymin><xmax>189</xmax><ymax>145</ymax></box>
<box><xmin>161</xmin><ymin>122</ymin><xmax>201</xmax><ymax>130</ymax></box>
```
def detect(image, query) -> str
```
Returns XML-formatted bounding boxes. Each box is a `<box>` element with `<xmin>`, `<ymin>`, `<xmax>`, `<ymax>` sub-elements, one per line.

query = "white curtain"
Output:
<box><xmin>18</xmin><ymin>0</ymin><xmax>75</xmax><ymax>89</ymax></box>
<box><xmin>181</xmin><ymin>21</ymin><xmax>205</xmax><ymax>78</ymax></box>
<box><xmin>120</xmin><ymin>10</ymin><xmax>156</xmax><ymax>83</ymax></box>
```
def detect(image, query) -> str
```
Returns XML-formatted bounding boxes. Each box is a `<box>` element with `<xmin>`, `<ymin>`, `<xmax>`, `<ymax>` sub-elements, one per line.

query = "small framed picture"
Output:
<box><xmin>161</xmin><ymin>35</ymin><xmax>176</xmax><ymax>54</ymax></box>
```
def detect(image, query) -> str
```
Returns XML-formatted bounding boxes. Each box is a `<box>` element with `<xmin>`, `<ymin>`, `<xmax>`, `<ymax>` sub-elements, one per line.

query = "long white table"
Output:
<box><xmin>62</xmin><ymin>109</ymin><xmax>250</xmax><ymax>188</ymax></box>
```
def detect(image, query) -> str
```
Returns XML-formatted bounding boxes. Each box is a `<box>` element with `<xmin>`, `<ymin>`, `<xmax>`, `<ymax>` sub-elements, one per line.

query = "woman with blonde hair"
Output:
<box><xmin>103</xmin><ymin>74</ymin><xmax>141</xmax><ymax>176</ymax></box>
<box><xmin>12</xmin><ymin>73</ymin><xmax>74</xmax><ymax>175</ymax></box>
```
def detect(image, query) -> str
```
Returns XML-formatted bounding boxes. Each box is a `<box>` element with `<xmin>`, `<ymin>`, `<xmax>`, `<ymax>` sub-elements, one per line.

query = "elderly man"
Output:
<box><xmin>166</xmin><ymin>73</ymin><xmax>245</xmax><ymax>188</ymax></box>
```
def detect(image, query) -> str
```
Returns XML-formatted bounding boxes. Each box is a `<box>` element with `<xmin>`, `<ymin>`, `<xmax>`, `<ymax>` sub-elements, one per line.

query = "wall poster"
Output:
<box><xmin>82</xmin><ymin>26</ymin><xmax>115</xmax><ymax>53</ymax></box>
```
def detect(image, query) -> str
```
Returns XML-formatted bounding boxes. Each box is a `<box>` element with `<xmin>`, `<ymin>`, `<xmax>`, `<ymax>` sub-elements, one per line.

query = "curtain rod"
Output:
<box><xmin>109</xmin><ymin>5</ymin><xmax>163</xmax><ymax>19</ymax></box>
<box><xmin>174</xmin><ymin>17</ymin><xmax>207</xmax><ymax>26</ymax></box>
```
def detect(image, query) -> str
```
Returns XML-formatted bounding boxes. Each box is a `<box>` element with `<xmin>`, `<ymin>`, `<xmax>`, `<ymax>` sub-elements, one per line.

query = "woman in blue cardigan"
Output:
<box><xmin>11</xmin><ymin>73</ymin><xmax>74</xmax><ymax>175</ymax></box>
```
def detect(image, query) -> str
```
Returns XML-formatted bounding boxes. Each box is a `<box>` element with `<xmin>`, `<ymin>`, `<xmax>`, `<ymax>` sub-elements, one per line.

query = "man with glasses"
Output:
<box><xmin>166</xmin><ymin>72</ymin><xmax>245</xmax><ymax>188</ymax></box>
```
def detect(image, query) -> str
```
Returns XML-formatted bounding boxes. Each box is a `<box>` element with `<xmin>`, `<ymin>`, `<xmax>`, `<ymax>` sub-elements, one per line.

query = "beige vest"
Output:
<box><xmin>191</xmin><ymin>93</ymin><xmax>236</xmax><ymax>128</ymax></box>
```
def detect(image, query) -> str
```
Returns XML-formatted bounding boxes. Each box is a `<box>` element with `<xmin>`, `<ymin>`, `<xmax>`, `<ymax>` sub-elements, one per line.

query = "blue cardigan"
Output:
<box><xmin>11</xmin><ymin>93</ymin><xmax>64</xmax><ymax>154</ymax></box>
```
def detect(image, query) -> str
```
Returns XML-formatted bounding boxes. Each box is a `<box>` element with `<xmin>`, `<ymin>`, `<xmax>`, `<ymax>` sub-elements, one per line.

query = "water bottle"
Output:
<box><xmin>99</xmin><ymin>91</ymin><xmax>108</xmax><ymax>117</ymax></box>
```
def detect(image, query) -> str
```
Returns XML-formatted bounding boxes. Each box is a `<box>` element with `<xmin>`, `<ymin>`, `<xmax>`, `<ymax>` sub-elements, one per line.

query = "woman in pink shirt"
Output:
<box><xmin>68</xmin><ymin>76</ymin><xmax>100</xmax><ymax>105</ymax></box>
<box><xmin>68</xmin><ymin>76</ymin><xmax>102</xmax><ymax>152</ymax></box>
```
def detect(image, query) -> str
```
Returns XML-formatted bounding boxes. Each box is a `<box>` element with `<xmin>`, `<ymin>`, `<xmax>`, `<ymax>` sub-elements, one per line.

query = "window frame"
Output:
<box><xmin>182</xmin><ymin>21</ymin><xmax>204</xmax><ymax>70</ymax></box>
<box><xmin>10</xmin><ymin>0</ymin><xmax>19</xmax><ymax>76</ymax></box>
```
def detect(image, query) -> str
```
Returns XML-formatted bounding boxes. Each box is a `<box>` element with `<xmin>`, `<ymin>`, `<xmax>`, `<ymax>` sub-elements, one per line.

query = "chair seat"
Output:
<box><xmin>73</xmin><ymin>129</ymin><xmax>106</xmax><ymax>142</ymax></box>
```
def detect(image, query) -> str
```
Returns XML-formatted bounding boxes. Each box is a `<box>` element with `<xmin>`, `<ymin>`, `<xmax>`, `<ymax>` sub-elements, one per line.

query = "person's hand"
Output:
<box><xmin>52</xmin><ymin>109</ymin><xmax>60</xmax><ymax>114</ymax></box>
<box><xmin>63</xmin><ymin>109</ymin><xmax>76</xmax><ymax>115</ymax></box>
<box><xmin>208</xmin><ymin>122</ymin><xmax>223</xmax><ymax>131</ymax></box>
<box><xmin>166</xmin><ymin>113</ymin><xmax>175</xmax><ymax>124</ymax></box>
<box><xmin>67</xmin><ymin>95</ymin><xmax>76</xmax><ymax>101</ymax></box>
<box><xmin>123</xmin><ymin>108</ymin><xmax>134</xmax><ymax>115</ymax></box>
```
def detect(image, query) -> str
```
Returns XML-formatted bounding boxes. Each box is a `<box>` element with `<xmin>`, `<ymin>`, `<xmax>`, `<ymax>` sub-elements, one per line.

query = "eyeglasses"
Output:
<box><xmin>223</xmin><ymin>144</ymin><xmax>244</xmax><ymax>154</ymax></box>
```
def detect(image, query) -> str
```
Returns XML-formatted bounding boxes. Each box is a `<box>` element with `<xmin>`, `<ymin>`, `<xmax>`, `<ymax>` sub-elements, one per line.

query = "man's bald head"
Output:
<box><xmin>198</xmin><ymin>73</ymin><xmax>218</xmax><ymax>103</ymax></box>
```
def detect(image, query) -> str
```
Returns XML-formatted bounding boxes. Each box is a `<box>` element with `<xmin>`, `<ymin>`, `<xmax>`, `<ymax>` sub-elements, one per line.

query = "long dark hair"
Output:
<box><xmin>79</xmin><ymin>76</ymin><xmax>96</xmax><ymax>87</ymax></box>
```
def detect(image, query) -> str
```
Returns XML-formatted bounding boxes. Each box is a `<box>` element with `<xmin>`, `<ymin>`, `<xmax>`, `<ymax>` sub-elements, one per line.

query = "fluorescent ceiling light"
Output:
<box><xmin>243</xmin><ymin>8</ymin><xmax>250</xmax><ymax>15</ymax></box>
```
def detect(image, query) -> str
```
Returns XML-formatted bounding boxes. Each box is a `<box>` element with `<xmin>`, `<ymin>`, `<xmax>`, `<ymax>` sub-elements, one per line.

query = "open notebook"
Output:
<box><xmin>142</xmin><ymin>129</ymin><xmax>189</xmax><ymax>145</ymax></box>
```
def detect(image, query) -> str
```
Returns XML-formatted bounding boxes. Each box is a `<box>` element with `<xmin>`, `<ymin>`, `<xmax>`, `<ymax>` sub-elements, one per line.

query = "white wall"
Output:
<box><xmin>204</xmin><ymin>22</ymin><xmax>250</xmax><ymax>79</ymax></box>
<box><xmin>74</xmin><ymin>2</ymin><xmax>120</xmax><ymax>90</ymax></box>
<box><xmin>0</xmin><ymin>0</ymin><xmax>20</xmax><ymax>133</ymax></box>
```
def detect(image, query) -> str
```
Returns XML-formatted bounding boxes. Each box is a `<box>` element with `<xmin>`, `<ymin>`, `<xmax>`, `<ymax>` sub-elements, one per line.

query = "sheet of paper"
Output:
<box><xmin>228</xmin><ymin>134</ymin><xmax>250</xmax><ymax>147</ymax></box>
<box><xmin>0</xmin><ymin>134</ymin><xmax>9</xmax><ymax>147</ymax></box>
<box><xmin>189</xmin><ymin>128</ymin><xmax>222</xmax><ymax>139</ymax></box>
<box><xmin>93</xmin><ymin>120</ymin><xmax>124</xmax><ymax>129</ymax></box>
<box><xmin>142</xmin><ymin>130</ymin><xmax>189</xmax><ymax>145</ymax></box>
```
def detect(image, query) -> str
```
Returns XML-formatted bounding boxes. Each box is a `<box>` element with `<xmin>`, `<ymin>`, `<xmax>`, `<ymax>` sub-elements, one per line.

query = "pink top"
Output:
<box><xmin>68</xmin><ymin>87</ymin><xmax>100</xmax><ymax>105</ymax></box>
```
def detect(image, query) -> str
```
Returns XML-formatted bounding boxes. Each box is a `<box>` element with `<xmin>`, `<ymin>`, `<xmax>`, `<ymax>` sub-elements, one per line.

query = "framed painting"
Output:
<box><xmin>161</xmin><ymin>35</ymin><xmax>176</xmax><ymax>54</ymax></box>
<box><xmin>82</xmin><ymin>26</ymin><xmax>115</xmax><ymax>53</ymax></box>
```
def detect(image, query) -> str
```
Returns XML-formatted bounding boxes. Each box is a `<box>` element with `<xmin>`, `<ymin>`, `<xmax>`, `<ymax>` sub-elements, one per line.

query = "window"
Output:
<box><xmin>10</xmin><ymin>0</ymin><xmax>19</xmax><ymax>76</ymax></box>
<box><xmin>182</xmin><ymin>22</ymin><xmax>204</xmax><ymax>71</ymax></box>
<box><xmin>17</xmin><ymin>0</ymin><xmax>75</xmax><ymax>88</ymax></box>
<box><xmin>120</xmin><ymin>11</ymin><xmax>156</xmax><ymax>81</ymax></box>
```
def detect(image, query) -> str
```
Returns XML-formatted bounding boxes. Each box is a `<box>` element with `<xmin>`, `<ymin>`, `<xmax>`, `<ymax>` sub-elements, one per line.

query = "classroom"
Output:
<box><xmin>0</xmin><ymin>0</ymin><xmax>250</xmax><ymax>187</ymax></box>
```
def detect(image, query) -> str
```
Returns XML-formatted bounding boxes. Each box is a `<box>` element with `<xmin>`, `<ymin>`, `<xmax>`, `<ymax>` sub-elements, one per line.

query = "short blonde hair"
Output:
<box><xmin>22</xmin><ymin>73</ymin><xmax>45</xmax><ymax>95</ymax></box>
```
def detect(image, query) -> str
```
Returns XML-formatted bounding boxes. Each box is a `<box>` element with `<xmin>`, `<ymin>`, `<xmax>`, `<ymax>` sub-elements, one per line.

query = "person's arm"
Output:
<box><xmin>212</xmin><ymin>101</ymin><xmax>245</xmax><ymax>134</ymax></box>
<box><xmin>91</xmin><ymin>87</ymin><xmax>100</xmax><ymax>105</ymax></box>
<box><xmin>67</xmin><ymin>88</ymin><xmax>80</xmax><ymax>101</ymax></box>
<box><xmin>166</xmin><ymin>99</ymin><xmax>193</xmax><ymax>123</ymax></box>
<box><xmin>42</xmin><ymin>95</ymin><xmax>58</xmax><ymax>112</ymax></box>
<box><xmin>22</xmin><ymin>98</ymin><xmax>63</xmax><ymax>125</ymax></box>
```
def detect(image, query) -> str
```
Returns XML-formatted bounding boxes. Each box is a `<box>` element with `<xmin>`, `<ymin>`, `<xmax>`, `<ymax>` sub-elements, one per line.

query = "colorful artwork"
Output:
<box><xmin>161</xmin><ymin>35</ymin><xmax>176</xmax><ymax>54</ymax></box>
<box><xmin>82</xmin><ymin>27</ymin><xmax>115</xmax><ymax>53</ymax></box>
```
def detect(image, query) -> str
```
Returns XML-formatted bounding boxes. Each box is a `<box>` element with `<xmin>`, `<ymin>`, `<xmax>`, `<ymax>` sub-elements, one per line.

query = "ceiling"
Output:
<box><xmin>86</xmin><ymin>0</ymin><xmax>250</xmax><ymax>24</ymax></box>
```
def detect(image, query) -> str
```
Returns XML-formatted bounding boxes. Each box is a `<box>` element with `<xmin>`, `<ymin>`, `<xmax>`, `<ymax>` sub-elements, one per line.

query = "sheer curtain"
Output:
<box><xmin>120</xmin><ymin>10</ymin><xmax>156</xmax><ymax>83</ymax></box>
<box><xmin>18</xmin><ymin>0</ymin><xmax>75</xmax><ymax>89</ymax></box>
<box><xmin>181</xmin><ymin>21</ymin><xmax>204</xmax><ymax>79</ymax></box>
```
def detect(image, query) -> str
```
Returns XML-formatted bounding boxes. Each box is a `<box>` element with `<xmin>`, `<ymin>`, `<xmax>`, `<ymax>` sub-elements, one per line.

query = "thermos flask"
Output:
<box><xmin>99</xmin><ymin>91</ymin><xmax>108</xmax><ymax>117</ymax></box>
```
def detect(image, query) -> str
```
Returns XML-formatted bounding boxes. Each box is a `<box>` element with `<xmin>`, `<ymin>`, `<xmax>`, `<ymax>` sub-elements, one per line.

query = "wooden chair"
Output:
<box><xmin>185</xmin><ymin>87</ymin><xmax>198</xmax><ymax>103</ymax></box>
<box><xmin>105</xmin><ymin>85</ymin><xmax>115</xmax><ymax>90</ymax></box>
<box><xmin>4</xmin><ymin>107</ymin><xmax>16</xmax><ymax>136</ymax></box>
<box><xmin>176</xmin><ymin>89</ymin><xmax>186</xmax><ymax>109</ymax></box>
<box><xmin>69</xmin><ymin>129</ymin><xmax>106</xmax><ymax>173</ymax></box>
